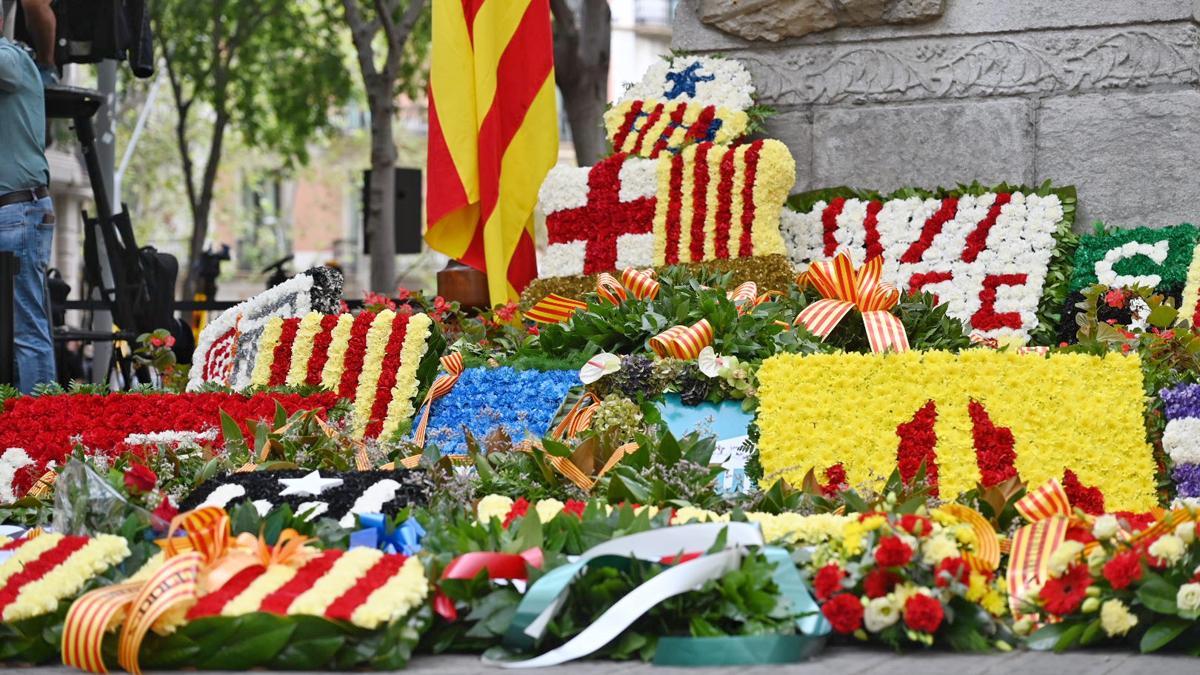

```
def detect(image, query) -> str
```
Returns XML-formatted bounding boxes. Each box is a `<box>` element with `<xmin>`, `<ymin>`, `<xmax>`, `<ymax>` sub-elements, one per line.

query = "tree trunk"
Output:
<box><xmin>182</xmin><ymin>112</ymin><xmax>230</xmax><ymax>299</ymax></box>
<box><xmin>552</xmin><ymin>0</ymin><xmax>611</xmax><ymax>167</ymax></box>
<box><xmin>560</xmin><ymin>76</ymin><xmax>608</xmax><ymax>166</ymax></box>
<box><xmin>367</xmin><ymin>92</ymin><xmax>397</xmax><ymax>292</ymax></box>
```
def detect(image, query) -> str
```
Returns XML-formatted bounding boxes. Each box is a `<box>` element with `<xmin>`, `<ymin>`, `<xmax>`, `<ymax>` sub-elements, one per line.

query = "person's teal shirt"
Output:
<box><xmin>0</xmin><ymin>38</ymin><xmax>49</xmax><ymax>194</ymax></box>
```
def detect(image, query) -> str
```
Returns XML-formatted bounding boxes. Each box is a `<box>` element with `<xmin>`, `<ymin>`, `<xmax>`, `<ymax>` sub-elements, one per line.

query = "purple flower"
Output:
<box><xmin>1161</xmin><ymin>383</ymin><xmax>1200</xmax><ymax>421</ymax></box>
<box><xmin>1172</xmin><ymin>463</ymin><xmax>1200</xmax><ymax>498</ymax></box>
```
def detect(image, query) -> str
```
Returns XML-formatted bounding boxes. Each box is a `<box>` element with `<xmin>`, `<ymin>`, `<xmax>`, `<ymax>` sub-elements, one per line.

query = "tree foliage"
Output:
<box><xmin>152</xmin><ymin>0</ymin><xmax>356</xmax><ymax>292</ymax></box>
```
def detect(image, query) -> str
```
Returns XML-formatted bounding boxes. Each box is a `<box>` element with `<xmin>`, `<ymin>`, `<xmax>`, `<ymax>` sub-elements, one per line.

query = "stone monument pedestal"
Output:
<box><xmin>673</xmin><ymin>0</ymin><xmax>1200</xmax><ymax>228</ymax></box>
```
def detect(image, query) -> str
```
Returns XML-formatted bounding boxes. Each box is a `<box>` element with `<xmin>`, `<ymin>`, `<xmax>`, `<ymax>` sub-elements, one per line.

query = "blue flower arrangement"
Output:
<box><xmin>412</xmin><ymin>367</ymin><xmax>578</xmax><ymax>454</ymax></box>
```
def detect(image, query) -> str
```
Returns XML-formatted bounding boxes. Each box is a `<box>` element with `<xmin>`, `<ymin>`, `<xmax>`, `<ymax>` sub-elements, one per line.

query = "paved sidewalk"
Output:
<box><xmin>4</xmin><ymin>649</ymin><xmax>1195</xmax><ymax>675</ymax></box>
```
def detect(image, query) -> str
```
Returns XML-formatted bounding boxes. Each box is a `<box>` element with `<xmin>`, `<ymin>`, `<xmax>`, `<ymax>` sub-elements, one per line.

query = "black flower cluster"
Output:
<box><xmin>302</xmin><ymin>265</ymin><xmax>345</xmax><ymax>315</ymax></box>
<box><xmin>179</xmin><ymin>468</ymin><xmax>434</xmax><ymax>523</ymax></box>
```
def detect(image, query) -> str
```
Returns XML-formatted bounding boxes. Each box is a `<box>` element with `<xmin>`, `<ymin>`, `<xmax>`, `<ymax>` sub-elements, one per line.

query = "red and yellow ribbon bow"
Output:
<box><xmin>64</xmin><ymin>507</ymin><xmax>315</xmax><ymax>675</ymax></box>
<box><xmin>597</xmin><ymin>267</ymin><xmax>660</xmax><ymax>305</ymax></box>
<box><xmin>1006</xmin><ymin>479</ymin><xmax>1077</xmax><ymax>618</ymax></box>
<box><xmin>649</xmin><ymin>319</ymin><xmax>714</xmax><ymax>360</ymax></box>
<box><xmin>553</xmin><ymin>391</ymin><xmax>602</xmax><ymax>440</ymax></box>
<box><xmin>726</xmin><ymin>281</ymin><xmax>779</xmax><ymax>315</ymax></box>
<box><xmin>411</xmin><ymin>352</ymin><xmax>466</xmax><ymax>448</ymax></box>
<box><xmin>794</xmin><ymin>251</ymin><xmax>909</xmax><ymax>353</ymax></box>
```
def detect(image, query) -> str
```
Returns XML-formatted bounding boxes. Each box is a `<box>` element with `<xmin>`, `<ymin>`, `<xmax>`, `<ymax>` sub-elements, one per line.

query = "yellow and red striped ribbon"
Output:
<box><xmin>63</xmin><ymin>506</ymin><xmax>310</xmax><ymax>675</ymax></box>
<box><xmin>25</xmin><ymin>469</ymin><xmax>57</xmax><ymax>498</ymax></box>
<box><xmin>62</xmin><ymin>582</ymin><xmax>143</xmax><ymax>674</ymax></box>
<box><xmin>620</xmin><ymin>267</ymin><xmax>660</xmax><ymax>300</ymax></box>
<box><xmin>525</xmin><ymin>293</ymin><xmax>587</xmax><ymax>324</ymax></box>
<box><xmin>598</xmin><ymin>268</ymin><xmax>661</xmax><ymax>305</ymax></box>
<box><xmin>596</xmin><ymin>272</ymin><xmax>628</xmax><ymax>305</ymax></box>
<box><xmin>649</xmin><ymin>319</ymin><xmax>714</xmax><ymax>360</ymax></box>
<box><xmin>937</xmin><ymin>504</ymin><xmax>1001</xmax><ymax>573</ymax></box>
<box><xmin>794</xmin><ymin>251</ymin><xmax>909</xmax><ymax>353</ymax></box>
<box><xmin>412</xmin><ymin>352</ymin><xmax>466</xmax><ymax>448</ymax></box>
<box><xmin>117</xmin><ymin>553</ymin><xmax>202</xmax><ymax>675</ymax></box>
<box><xmin>727</xmin><ymin>281</ymin><xmax>779</xmax><ymax>315</ymax></box>
<box><xmin>1006</xmin><ymin>479</ymin><xmax>1072</xmax><ymax>617</ymax></box>
<box><xmin>552</xmin><ymin>392</ymin><xmax>602</xmax><ymax>440</ymax></box>
<box><xmin>1129</xmin><ymin>508</ymin><xmax>1188</xmax><ymax>546</ymax></box>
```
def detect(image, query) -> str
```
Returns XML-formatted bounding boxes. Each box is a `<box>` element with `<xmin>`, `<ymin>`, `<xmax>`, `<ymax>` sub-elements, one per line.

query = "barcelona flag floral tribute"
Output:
<box><xmin>8</xmin><ymin>54</ymin><xmax>1200</xmax><ymax>673</ymax></box>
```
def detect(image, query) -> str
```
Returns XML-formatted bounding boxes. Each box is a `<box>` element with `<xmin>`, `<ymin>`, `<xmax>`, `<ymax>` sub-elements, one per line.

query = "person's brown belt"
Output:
<box><xmin>0</xmin><ymin>186</ymin><xmax>50</xmax><ymax>208</ymax></box>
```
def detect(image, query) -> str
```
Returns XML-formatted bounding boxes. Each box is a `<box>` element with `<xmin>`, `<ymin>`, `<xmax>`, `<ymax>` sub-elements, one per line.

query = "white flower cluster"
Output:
<box><xmin>1163</xmin><ymin>417</ymin><xmax>1200</xmax><ymax>465</ymax></box>
<box><xmin>189</xmin><ymin>273</ymin><xmax>317</xmax><ymax>391</ymax></box>
<box><xmin>620</xmin><ymin>56</ymin><xmax>755</xmax><ymax>112</ymax></box>
<box><xmin>123</xmin><ymin>429</ymin><xmax>218</xmax><ymax>446</ymax></box>
<box><xmin>0</xmin><ymin>448</ymin><xmax>34</xmax><ymax>504</ymax></box>
<box><xmin>783</xmin><ymin>192</ymin><xmax>1064</xmax><ymax>342</ymax></box>
<box><xmin>1094</xmin><ymin>240</ymin><xmax>1169</xmax><ymax>289</ymax></box>
<box><xmin>537</xmin><ymin>157</ymin><xmax>659</xmax><ymax>278</ymax></box>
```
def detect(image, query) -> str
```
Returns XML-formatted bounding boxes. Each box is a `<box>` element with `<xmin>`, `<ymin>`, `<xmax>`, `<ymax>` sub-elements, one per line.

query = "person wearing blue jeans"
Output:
<box><xmin>0</xmin><ymin>12</ymin><xmax>55</xmax><ymax>393</ymax></box>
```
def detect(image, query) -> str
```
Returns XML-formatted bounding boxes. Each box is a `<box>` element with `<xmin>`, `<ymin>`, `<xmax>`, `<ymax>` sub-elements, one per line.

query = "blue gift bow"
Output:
<box><xmin>350</xmin><ymin>514</ymin><xmax>425</xmax><ymax>555</ymax></box>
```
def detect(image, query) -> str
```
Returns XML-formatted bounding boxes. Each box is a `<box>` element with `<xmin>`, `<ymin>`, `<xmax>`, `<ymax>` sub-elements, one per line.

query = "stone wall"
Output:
<box><xmin>672</xmin><ymin>0</ymin><xmax>1200</xmax><ymax>229</ymax></box>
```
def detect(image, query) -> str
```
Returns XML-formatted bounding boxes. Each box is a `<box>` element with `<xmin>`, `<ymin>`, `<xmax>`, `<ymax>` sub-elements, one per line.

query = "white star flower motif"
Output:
<box><xmin>278</xmin><ymin>470</ymin><xmax>344</xmax><ymax>497</ymax></box>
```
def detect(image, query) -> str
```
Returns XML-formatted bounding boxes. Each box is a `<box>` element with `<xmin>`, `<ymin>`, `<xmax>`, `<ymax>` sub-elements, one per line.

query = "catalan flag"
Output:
<box><xmin>425</xmin><ymin>0</ymin><xmax>558</xmax><ymax>306</ymax></box>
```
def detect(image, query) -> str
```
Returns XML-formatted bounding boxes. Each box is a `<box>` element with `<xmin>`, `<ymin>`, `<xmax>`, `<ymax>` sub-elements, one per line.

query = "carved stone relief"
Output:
<box><xmin>698</xmin><ymin>0</ymin><xmax>946</xmax><ymax>42</ymax></box>
<box><xmin>726</xmin><ymin>24</ymin><xmax>1198</xmax><ymax>105</ymax></box>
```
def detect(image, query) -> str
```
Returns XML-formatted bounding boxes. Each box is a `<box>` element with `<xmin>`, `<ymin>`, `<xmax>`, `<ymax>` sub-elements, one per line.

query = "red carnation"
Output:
<box><xmin>1062</xmin><ymin>469</ymin><xmax>1105</xmax><ymax>515</ymax></box>
<box><xmin>821</xmin><ymin>463</ymin><xmax>848</xmax><ymax>496</ymax></box>
<box><xmin>874</xmin><ymin>535</ymin><xmax>914</xmax><ymax>568</ymax></box>
<box><xmin>898</xmin><ymin>514</ymin><xmax>932</xmax><ymax>537</ymax></box>
<box><xmin>1065</xmin><ymin>526</ymin><xmax>1095</xmax><ymax>546</ymax></box>
<box><xmin>934</xmin><ymin>556</ymin><xmax>970</xmax><ymax>588</ymax></box>
<box><xmin>1040</xmin><ymin>564</ymin><xmax>1092</xmax><ymax>615</ymax></box>
<box><xmin>863</xmin><ymin>568</ymin><xmax>900</xmax><ymax>599</ymax></box>
<box><xmin>1102</xmin><ymin>551</ymin><xmax>1143</xmax><ymax>590</ymax></box>
<box><xmin>821</xmin><ymin>594</ymin><xmax>864</xmax><ymax>634</ymax></box>
<box><xmin>502</xmin><ymin>498</ymin><xmax>531</xmax><ymax>529</ymax></box>
<box><xmin>903</xmin><ymin>594</ymin><xmax>944</xmax><ymax>633</ymax></box>
<box><xmin>562</xmin><ymin>500</ymin><xmax>587</xmax><ymax>519</ymax></box>
<box><xmin>813</xmin><ymin>563</ymin><xmax>845</xmax><ymax>602</ymax></box>
<box><xmin>152</xmin><ymin>495</ymin><xmax>179</xmax><ymax>527</ymax></box>
<box><xmin>123</xmin><ymin>462</ymin><xmax>157</xmax><ymax>494</ymax></box>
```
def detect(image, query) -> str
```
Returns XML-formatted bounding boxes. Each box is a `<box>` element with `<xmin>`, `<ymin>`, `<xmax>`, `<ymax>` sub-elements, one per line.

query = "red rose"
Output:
<box><xmin>898</xmin><ymin>514</ymin><xmax>932</xmax><ymax>537</ymax></box>
<box><xmin>821</xmin><ymin>594</ymin><xmax>864</xmax><ymax>634</ymax></box>
<box><xmin>123</xmin><ymin>462</ymin><xmax>157</xmax><ymax>494</ymax></box>
<box><xmin>863</xmin><ymin>568</ymin><xmax>900</xmax><ymax>599</ymax></box>
<box><xmin>934</xmin><ymin>557</ymin><xmax>970</xmax><ymax>588</ymax></box>
<box><xmin>1102</xmin><ymin>551</ymin><xmax>1143</xmax><ymax>590</ymax></box>
<box><xmin>1040</xmin><ymin>564</ymin><xmax>1092</xmax><ymax>615</ymax></box>
<box><xmin>874</xmin><ymin>535</ymin><xmax>914</xmax><ymax>568</ymax></box>
<box><xmin>813</xmin><ymin>563</ymin><xmax>845</xmax><ymax>602</ymax></box>
<box><xmin>903</xmin><ymin>594</ymin><xmax>944</xmax><ymax>633</ymax></box>
<box><xmin>502</xmin><ymin>498</ymin><xmax>530</xmax><ymax>529</ymax></box>
<box><xmin>1104</xmin><ymin>289</ymin><xmax>1126</xmax><ymax>309</ymax></box>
